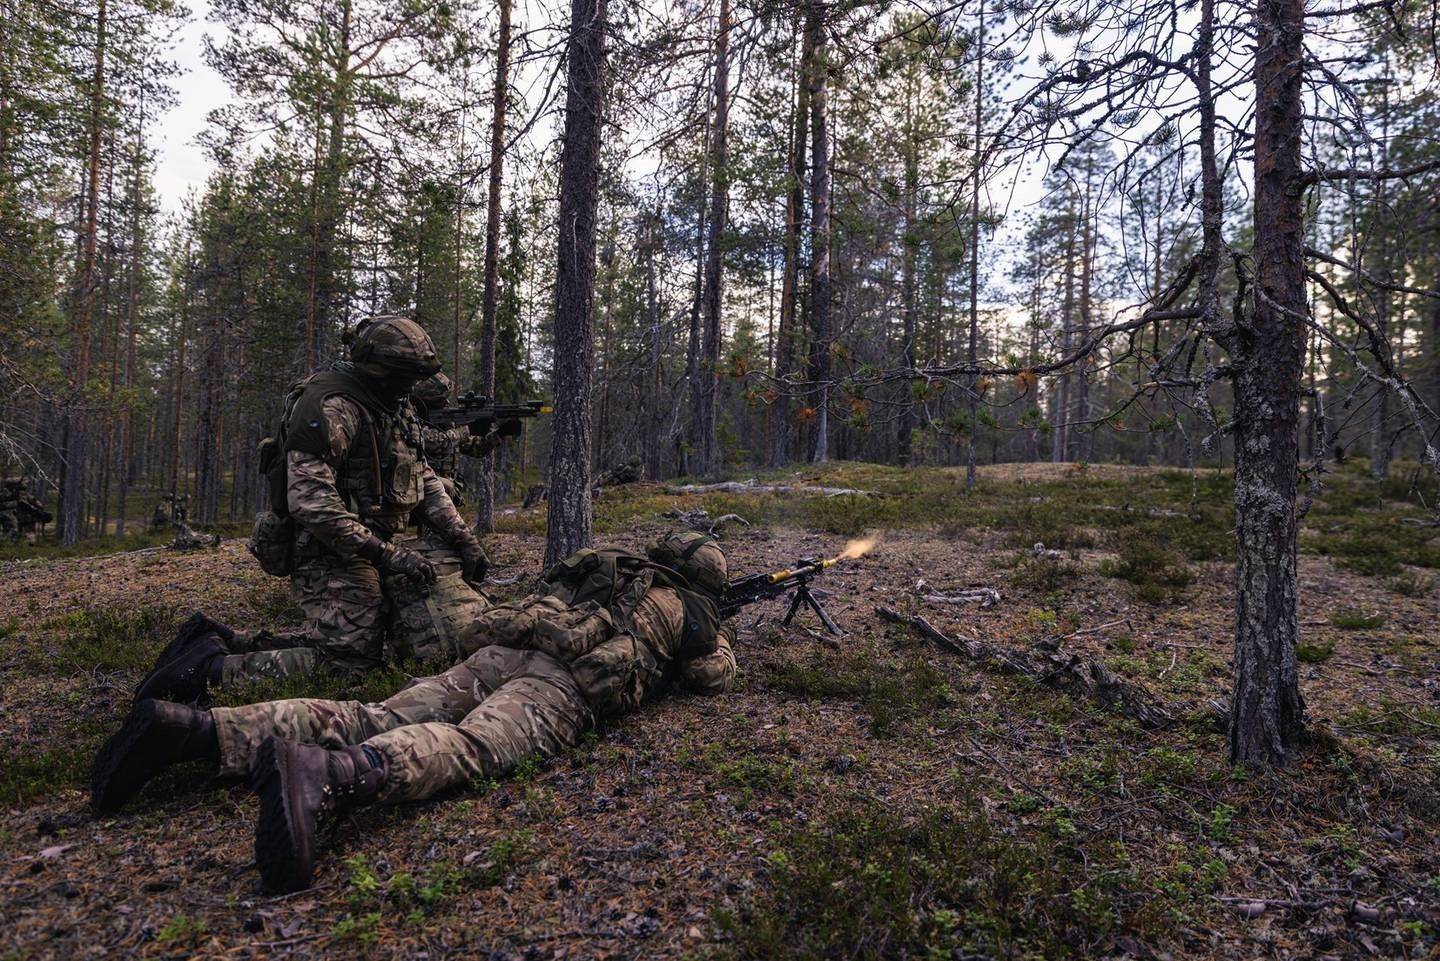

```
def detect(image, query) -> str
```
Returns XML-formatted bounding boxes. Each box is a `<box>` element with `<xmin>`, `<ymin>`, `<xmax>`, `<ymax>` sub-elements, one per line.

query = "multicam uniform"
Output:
<box><xmin>210</xmin><ymin>546</ymin><xmax>737</xmax><ymax>802</ymax></box>
<box><xmin>227</xmin><ymin>368</ymin><xmax>484</xmax><ymax>683</ymax></box>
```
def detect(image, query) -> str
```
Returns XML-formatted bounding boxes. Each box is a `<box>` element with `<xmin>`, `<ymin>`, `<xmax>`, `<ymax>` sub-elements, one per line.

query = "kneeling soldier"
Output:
<box><xmin>134</xmin><ymin>316</ymin><xmax>490</xmax><ymax>700</ymax></box>
<box><xmin>91</xmin><ymin>533</ymin><xmax>736</xmax><ymax>894</ymax></box>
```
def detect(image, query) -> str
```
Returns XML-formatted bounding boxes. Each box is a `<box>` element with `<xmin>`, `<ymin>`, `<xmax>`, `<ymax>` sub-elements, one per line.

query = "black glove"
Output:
<box><xmin>379</xmin><ymin>542</ymin><xmax>438</xmax><ymax>586</ymax></box>
<box><xmin>458</xmin><ymin>538</ymin><xmax>489</xmax><ymax>586</ymax></box>
<box><xmin>496</xmin><ymin>418</ymin><xmax>524</xmax><ymax>439</ymax></box>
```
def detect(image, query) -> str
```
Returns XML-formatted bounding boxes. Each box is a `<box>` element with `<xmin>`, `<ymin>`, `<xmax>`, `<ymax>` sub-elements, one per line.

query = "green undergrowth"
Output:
<box><xmin>23</xmin><ymin>605</ymin><xmax>177</xmax><ymax>675</ymax></box>
<box><xmin>759</xmin><ymin>650</ymin><xmax>954</xmax><ymax>737</ymax></box>
<box><xmin>1099</xmin><ymin>530</ymin><xmax>1195</xmax><ymax>604</ymax></box>
<box><xmin>334</xmin><ymin>834</ymin><xmax>536</xmax><ymax>939</ymax></box>
<box><xmin>497</xmin><ymin>461</ymin><xmax>1436</xmax><ymax>577</ymax></box>
<box><xmin>1302</xmin><ymin>462</ymin><xmax>1440</xmax><ymax>575</ymax></box>
<box><xmin>0</xmin><ymin>522</ymin><xmax>250</xmax><ymax>562</ymax></box>
<box><xmin>716</xmin><ymin>792</ymin><xmax>1127</xmax><ymax>960</ymax></box>
<box><xmin>494</xmin><ymin>461</ymin><xmax>1242</xmax><ymax>547</ymax></box>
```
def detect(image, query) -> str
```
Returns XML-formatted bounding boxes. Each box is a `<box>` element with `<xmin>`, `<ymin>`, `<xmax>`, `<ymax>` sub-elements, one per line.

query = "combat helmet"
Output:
<box><xmin>349</xmin><ymin>316</ymin><xmax>442</xmax><ymax>387</ymax></box>
<box><xmin>411</xmin><ymin>371</ymin><xmax>454</xmax><ymax>408</ymax></box>
<box><xmin>648</xmin><ymin>531</ymin><xmax>728</xmax><ymax>599</ymax></box>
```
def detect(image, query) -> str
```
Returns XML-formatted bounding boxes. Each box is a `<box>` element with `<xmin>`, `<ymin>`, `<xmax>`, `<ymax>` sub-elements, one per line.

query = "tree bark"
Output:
<box><xmin>684</xmin><ymin>78</ymin><xmax>713</xmax><ymax>477</ymax></box>
<box><xmin>476</xmin><ymin>0</ymin><xmax>512</xmax><ymax>532</ymax></box>
<box><xmin>806</xmin><ymin>0</ymin><xmax>831</xmax><ymax>463</ymax></box>
<box><xmin>1052</xmin><ymin>188</ymin><xmax>1078</xmax><ymax>463</ymax></box>
<box><xmin>965</xmin><ymin>0</ymin><xmax>984</xmax><ymax>487</ymax></box>
<box><xmin>898</xmin><ymin>65</ymin><xmax>918</xmax><ymax>467</ymax></box>
<box><xmin>170</xmin><ymin>244</ymin><xmax>192</xmax><ymax>500</ymax></box>
<box><xmin>696</xmin><ymin>0</ymin><xmax>732</xmax><ymax>477</ymax></box>
<box><xmin>117</xmin><ymin>100</ymin><xmax>144</xmax><ymax>537</ymax></box>
<box><xmin>544</xmin><ymin>0</ymin><xmax>607</xmax><ymax>568</ymax></box>
<box><xmin>1228</xmin><ymin>0</ymin><xmax>1308</xmax><ymax>767</ymax></box>
<box><xmin>770</xmin><ymin>19</ymin><xmax>811</xmax><ymax>468</ymax></box>
<box><xmin>643</xmin><ymin>209</ymin><xmax>664</xmax><ymax>481</ymax></box>
<box><xmin>58</xmin><ymin>0</ymin><xmax>107</xmax><ymax>544</ymax></box>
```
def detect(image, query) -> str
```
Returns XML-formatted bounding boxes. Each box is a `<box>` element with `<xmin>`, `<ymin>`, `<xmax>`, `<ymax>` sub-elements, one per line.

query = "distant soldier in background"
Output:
<box><xmin>152</xmin><ymin>492</ymin><xmax>186</xmax><ymax>530</ymax></box>
<box><xmin>409</xmin><ymin>371</ymin><xmax>522</xmax><ymax>513</ymax></box>
<box><xmin>1</xmin><ymin>478</ymin><xmax>52</xmax><ymax>542</ymax></box>
<box><xmin>133</xmin><ymin>316</ymin><xmax>491</xmax><ymax>700</ymax></box>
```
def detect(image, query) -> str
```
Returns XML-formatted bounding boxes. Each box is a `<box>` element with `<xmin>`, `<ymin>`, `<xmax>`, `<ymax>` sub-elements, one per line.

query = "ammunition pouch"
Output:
<box><xmin>387</xmin><ymin>571</ymin><xmax>490</xmax><ymax>667</ymax></box>
<box><xmin>384</xmin><ymin>536</ymin><xmax>490</xmax><ymax>666</ymax></box>
<box><xmin>675</xmin><ymin>589</ymin><xmax>721</xmax><ymax>659</ymax></box>
<box><xmin>248</xmin><ymin>509</ymin><xmax>297</xmax><ymax>577</ymax></box>
<box><xmin>570</xmin><ymin>632</ymin><xmax>663</xmax><ymax>718</ymax></box>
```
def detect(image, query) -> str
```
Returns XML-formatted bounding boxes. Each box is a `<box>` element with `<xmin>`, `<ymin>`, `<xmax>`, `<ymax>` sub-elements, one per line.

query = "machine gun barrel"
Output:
<box><xmin>720</xmin><ymin>555</ymin><xmax>844</xmax><ymax>634</ymax></box>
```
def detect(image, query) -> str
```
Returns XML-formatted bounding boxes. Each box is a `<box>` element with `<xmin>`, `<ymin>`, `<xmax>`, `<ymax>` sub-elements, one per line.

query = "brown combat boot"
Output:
<box><xmin>251</xmin><ymin>738</ymin><xmax>388</xmax><ymax>894</ymax></box>
<box><xmin>133</xmin><ymin>634</ymin><xmax>227</xmax><ymax>704</ymax></box>
<box><xmin>91</xmin><ymin>699</ymin><xmax>218</xmax><ymax>813</ymax></box>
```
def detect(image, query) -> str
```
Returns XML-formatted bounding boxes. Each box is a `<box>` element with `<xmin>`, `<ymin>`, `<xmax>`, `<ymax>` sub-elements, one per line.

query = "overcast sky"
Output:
<box><xmin>153</xmin><ymin>0</ymin><xmax>228</xmax><ymax>214</ymax></box>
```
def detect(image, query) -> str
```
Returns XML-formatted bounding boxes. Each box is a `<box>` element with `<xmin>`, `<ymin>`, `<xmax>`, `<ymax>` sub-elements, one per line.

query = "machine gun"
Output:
<box><xmin>721</xmin><ymin>556</ymin><xmax>843</xmax><ymax>635</ymax></box>
<box><xmin>426</xmin><ymin>393</ymin><xmax>552</xmax><ymax>434</ymax></box>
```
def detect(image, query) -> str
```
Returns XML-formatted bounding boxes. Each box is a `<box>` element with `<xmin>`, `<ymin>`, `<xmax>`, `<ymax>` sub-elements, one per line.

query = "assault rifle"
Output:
<box><xmin>721</xmin><ymin>556</ymin><xmax>843</xmax><ymax>635</ymax></box>
<box><xmin>426</xmin><ymin>393</ymin><xmax>552</xmax><ymax>434</ymax></box>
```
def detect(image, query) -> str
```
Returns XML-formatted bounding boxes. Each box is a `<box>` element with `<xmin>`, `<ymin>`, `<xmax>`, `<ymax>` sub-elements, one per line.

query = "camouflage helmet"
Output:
<box><xmin>648</xmin><ymin>531</ymin><xmax>728</xmax><ymax>598</ymax></box>
<box><xmin>412</xmin><ymin>371</ymin><xmax>454</xmax><ymax>407</ymax></box>
<box><xmin>349</xmin><ymin>315</ymin><xmax>442</xmax><ymax>382</ymax></box>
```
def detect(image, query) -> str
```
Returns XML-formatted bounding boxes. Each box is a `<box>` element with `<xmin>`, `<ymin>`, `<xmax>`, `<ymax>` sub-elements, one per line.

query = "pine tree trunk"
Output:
<box><xmin>544</xmin><ymin>0</ymin><xmax>607</xmax><ymax>568</ymax></box>
<box><xmin>697</xmin><ymin>0</ymin><xmax>731</xmax><ymax>477</ymax></box>
<box><xmin>170</xmin><ymin>246</ymin><xmax>192</xmax><ymax>499</ymax></box>
<box><xmin>771</xmin><ymin>20</ymin><xmax>811</xmax><ymax>469</ymax></box>
<box><xmin>97</xmin><ymin>128</ymin><xmax>120</xmax><ymax>536</ymax></box>
<box><xmin>1075</xmin><ymin>159</ymin><xmax>1095</xmax><ymax>463</ymax></box>
<box><xmin>59</xmin><ymin>0</ymin><xmax>107</xmax><ymax>544</ymax></box>
<box><xmin>1052</xmin><ymin>190</ymin><xmax>1077</xmax><ymax>463</ymax></box>
<box><xmin>312</xmin><ymin>0</ymin><xmax>352</xmax><ymax>360</ymax></box>
<box><xmin>475</xmin><ymin>0</ymin><xmax>511</xmax><ymax>532</ymax></box>
<box><xmin>806</xmin><ymin>0</ymin><xmax>831</xmax><ymax>464</ymax></box>
<box><xmin>1229</xmin><ymin>0</ymin><xmax>1308</xmax><ymax>767</ymax></box>
<box><xmin>965</xmin><ymin>0</ymin><xmax>984</xmax><ymax>488</ymax></box>
<box><xmin>643</xmin><ymin>209</ymin><xmax>664</xmax><ymax>481</ymax></box>
<box><xmin>116</xmin><ymin>102</ymin><xmax>143</xmax><ymax>538</ymax></box>
<box><xmin>684</xmin><ymin>80</ymin><xmax>713</xmax><ymax>477</ymax></box>
<box><xmin>898</xmin><ymin>75</ymin><xmax>918</xmax><ymax>466</ymax></box>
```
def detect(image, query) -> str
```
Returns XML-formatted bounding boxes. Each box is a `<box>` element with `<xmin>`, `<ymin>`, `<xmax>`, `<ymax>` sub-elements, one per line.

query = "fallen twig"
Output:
<box><xmin>708</xmin><ymin>513</ymin><xmax>751</xmax><ymax>535</ymax></box>
<box><xmin>921</xmin><ymin>588</ymin><xmax>1002</xmax><ymax>609</ymax></box>
<box><xmin>875</xmin><ymin>607</ymin><xmax>1176</xmax><ymax>728</ymax></box>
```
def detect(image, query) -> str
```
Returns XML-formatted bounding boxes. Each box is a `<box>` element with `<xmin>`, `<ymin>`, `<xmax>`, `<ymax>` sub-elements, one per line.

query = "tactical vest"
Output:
<box><xmin>540</xmin><ymin>548</ymin><xmax>721</xmax><ymax>659</ymax></box>
<box><xmin>259</xmin><ymin>365</ymin><xmax>428</xmax><ymax>540</ymax></box>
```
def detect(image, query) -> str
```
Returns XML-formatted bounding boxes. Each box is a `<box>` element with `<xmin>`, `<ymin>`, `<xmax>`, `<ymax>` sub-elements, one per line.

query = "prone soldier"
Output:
<box><xmin>91</xmin><ymin>532</ymin><xmax>737</xmax><ymax>893</ymax></box>
<box><xmin>134</xmin><ymin>316</ymin><xmax>491</xmax><ymax>699</ymax></box>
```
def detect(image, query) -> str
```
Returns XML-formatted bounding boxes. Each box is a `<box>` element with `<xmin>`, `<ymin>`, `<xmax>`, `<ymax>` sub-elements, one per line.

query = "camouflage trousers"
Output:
<box><xmin>212</xmin><ymin>645</ymin><xmax>590</xmax><ymax>803</ymax></box>
<box><xmin>221</xmin><ymin>536</ymin><xmax>486</xmax><ymax>685</ymax></box>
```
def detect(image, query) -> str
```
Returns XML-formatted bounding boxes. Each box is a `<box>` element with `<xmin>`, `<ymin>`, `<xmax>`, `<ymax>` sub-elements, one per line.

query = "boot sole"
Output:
<box><xmin>253</xmin><ymin>739</ymin><xmax>312</xmax><ymax>894</ymax></box>
<box><xmin>91</xmin><ymin>701</ymin><xmax>162</xmax><ymax>814</ymax></box>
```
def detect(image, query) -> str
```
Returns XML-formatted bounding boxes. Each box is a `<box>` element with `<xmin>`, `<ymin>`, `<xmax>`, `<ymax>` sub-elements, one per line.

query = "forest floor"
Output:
<box><xmin>1</xmin><ymin>461</ymin><xmax>1438</xmax><ymax>960</ymax></box>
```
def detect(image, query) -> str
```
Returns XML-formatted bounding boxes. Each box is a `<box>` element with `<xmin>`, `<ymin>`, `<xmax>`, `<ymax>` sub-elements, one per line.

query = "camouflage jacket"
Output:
<box><xmin>284</xmin><ymin>379</ymin><xmax>470</xmax><ymax>559</ymax></box>
<box><xmin>419</xmin><ymin>424</ymin><xmax>501</xmax><ymax>478</ymax></box>
<box><xmin>472</xmin><ymin>549</ymin><xmax>737</xmax><ymax>716</ymax></box>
